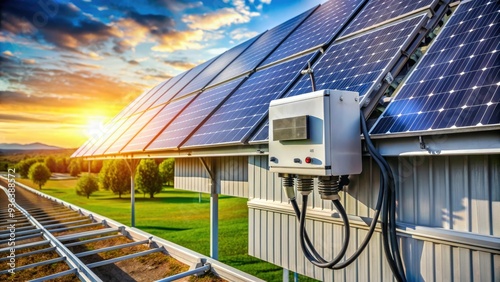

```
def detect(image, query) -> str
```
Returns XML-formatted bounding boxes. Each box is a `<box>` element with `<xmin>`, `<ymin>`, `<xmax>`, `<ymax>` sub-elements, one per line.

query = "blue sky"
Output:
<box><xmin>0</xmin><ymin>0</ymin><xmax>324</xmax><ymax>147</ymax></box>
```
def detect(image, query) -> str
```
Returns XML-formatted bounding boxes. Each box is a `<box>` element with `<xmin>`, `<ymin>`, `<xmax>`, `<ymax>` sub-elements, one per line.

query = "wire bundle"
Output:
<box><xmin>289</xmin><ymin>111</ymin><xmax>406</xmax><ymax>281</ymax></box>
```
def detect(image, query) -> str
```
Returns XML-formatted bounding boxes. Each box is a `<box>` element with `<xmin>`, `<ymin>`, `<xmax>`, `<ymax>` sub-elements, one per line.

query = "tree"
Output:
<box><xmin>44</xmin><ymin>156</ymin><xmax>57</xmax><ymax>173</ymax></box>
<box><xmin>90</xmin><ymin>160</ymin><xmax>103</xmax><ymax>173</ymax></box>
<box><xmin>76</xmin><ymin>174</ymin><xmax>99</xmax><ymax>199</ymax></box>
<box><xmin>159</xmin><ymin>159</ymin><xmax>175</xmax><ymax>186</ymax></box>
<box><xmin>135</xmin><ymin>159</ymin><xmax>162</xmax><ymax>198</ymax></box>
<box><xmin>17</xmin><ymin>158</ymin><xmax>38</xmax><ymax>178</ymax></box>
<box><xmin>68</xmin><ymin>160</ymin><xmax>81</xmax><ymax>177</ymax></box>
<box><xmin>55</xmin><ymin>158</ymin><xmax>66</xmax><ymax>173</ymax></box>
<box><xmin>99</xmin><ymin>160</ymin><xmax>130</xmax><ymax>198</ymax></box>
<box><xmin>29</xmin><ymin>163</ymin><xmax>51</xmax><ymax>189</ymax></box>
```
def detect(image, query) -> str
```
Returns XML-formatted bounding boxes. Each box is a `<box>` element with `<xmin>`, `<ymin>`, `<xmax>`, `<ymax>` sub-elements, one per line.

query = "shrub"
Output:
<box><xmin>76</xmin><ymin>174</ymin><xmax>99</xmax><ymax>199</ymax></box>
<box><xmin>135</xmin><ymin>159</ymin><xmax>162</xmax><ymax>198</ymax></box>
<box><xmin>28</xmin><ymin>163</ymin><xmax>51</xmax><ymax>189</ymax></box>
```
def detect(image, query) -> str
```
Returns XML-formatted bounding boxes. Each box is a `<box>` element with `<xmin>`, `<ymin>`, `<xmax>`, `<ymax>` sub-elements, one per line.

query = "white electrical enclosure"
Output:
<box><xmin>268</xmin><ymin>90</ymin><xmax>362</xmax><ymax>176</ymax></box>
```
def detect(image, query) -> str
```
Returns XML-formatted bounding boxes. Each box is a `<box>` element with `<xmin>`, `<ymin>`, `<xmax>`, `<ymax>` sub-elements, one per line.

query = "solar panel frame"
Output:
<box><xmin>260</xmin><ymin>0</ymin><xmax>366</xmax><ymax>67</ymax></box>
<box><xmin>181</xmin><ymin>52</ymin><xmax>320</xmax><ymax>148</ymax></box>
<box><xmin>80</xmin><ymin>116</ymin><xmax>130</xmax><ymax>157</ymax></box>
<box><xmin>340</xmin><ymin>0</ymin><xmax>438</xmax><ymax>36</ymax></box>
<box><xmin>370</xmin><ymin>0</ymin><xmax>500</xmax><ymax>136</ymax></box>
<box><xmin>145</xmin><ymin>77</ymin><xmax>247</xmax><ymax>152</ymax></box>
<box><xmin>207</xmin><ymin>6</ymin><xmax>318</xmax><ymax>88</ymax></box>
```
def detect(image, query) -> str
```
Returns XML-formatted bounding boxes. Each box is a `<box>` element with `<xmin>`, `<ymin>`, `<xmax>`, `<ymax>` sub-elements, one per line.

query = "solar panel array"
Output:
<box><xmin>75</xmin><ymin>0</ymin><xmax>498</xmax><ymax>157</ymax></box>
<box><xmin>371</xmin><ymin>0</ymin><xmax>499</xmax><ymax>135</ymax></box>
<box><xmin>260</xmin><ymin>0</ymin><xmax>365</xmax><ymax>67</ymax></box>
<box><xmin>340</xmin><ymin>0</ymin><xmax>437</xmax><ymax>36</ymax></box>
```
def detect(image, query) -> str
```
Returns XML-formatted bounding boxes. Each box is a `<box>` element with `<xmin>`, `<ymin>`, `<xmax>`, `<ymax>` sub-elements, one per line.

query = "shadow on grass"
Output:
<box><xmin>93</xmin><ymin>196</ymin><xmax>207</xmax><ymax>204</ymax></box>
<box><xmin>136</xmin><ymin>226</ymin><xmax>190</xmax><ymax>232</ymax></box>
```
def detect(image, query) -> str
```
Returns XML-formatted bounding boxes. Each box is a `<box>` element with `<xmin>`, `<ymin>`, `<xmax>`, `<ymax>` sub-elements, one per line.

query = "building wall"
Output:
<box><xmin>248</xmin><ymin>155</ymin><xmax>500</xmax><ymax>281</ymax></box>
<box><xmin>175</xmin><ymin>156</ymin><xmax>248</xmax><ymax>197</ymax></box>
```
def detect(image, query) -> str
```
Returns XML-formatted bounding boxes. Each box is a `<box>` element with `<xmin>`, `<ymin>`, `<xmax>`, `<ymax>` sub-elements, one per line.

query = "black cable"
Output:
<box><xmin>298</xmin><ymin>195</ymin><xmax>350</xmax><ymax>268</ymax></box>
<box><xmin>360</xmin><ymin>112</ymin><xmax>406</xmax><ymax>282</ymax></box>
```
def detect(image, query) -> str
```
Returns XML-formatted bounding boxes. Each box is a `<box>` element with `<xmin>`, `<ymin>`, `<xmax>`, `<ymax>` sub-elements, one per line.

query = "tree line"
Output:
<box><xmin>16</xmin><ymin>156</ymin><xmax>175</xmax><ymax>199</ymax></box>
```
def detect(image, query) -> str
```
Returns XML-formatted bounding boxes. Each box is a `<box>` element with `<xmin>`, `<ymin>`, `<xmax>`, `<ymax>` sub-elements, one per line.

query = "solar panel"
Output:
<box><xmin>182</xmin><ymin>52</ymin><xmax>318</xmax><ymax>148</ymax></box>
<box><xmin>260</xmin><ymin>0</ymin><xmax>365</xmax><ymax>67</ymax></box>
<box><xmin>80</xmin><ymin>117</ymin><xmax>130</xmax><ymax>157</ymax></box>
<box><xmin>146</xmin><ymin>77</ymin><xmax>246</xmax><ymax>151</ymax></box>
<box><xmin>250</xmin><ymin>15</ymin><xmax>427</xmax><ymax>143</ymax></box>
<box><xmin>102</xmin><ymin>107</ymin><xmax>164</xmax><ymax>155</ymax></box>
<box><xmin>113</xmin><ymin>82</ymin><xmax>164</xmax><ymax>120</ymax></box>
<box><xmin>207</xmin><ymin>7</ymin><xmax>316</xmax><ymax>88</ymax></box>
<box><xmin>121</xmin><ymin>97</ymin><xmax>194</xmax><ymax>153</ymax></box>
<box><xmin>289</xmin><ymin>15</ymin><xmax>427</xmax><ymax>102</ymax></box>
<box><xmin>174</xmin><ymin>37</ymin><xmax>258</xmax><ymax>98</ymax></box>
<box><xmin>133</xmin><ymin>70</ymin><xmax>189</xmax><ymax>114</ymax></box>
<box><xmin>371</xmin><ymin>0</ymin><xmax>500</xmax><ymax>135</ymax></box>
<box><xmin>341</xmin><ymin>0</ymin><xmax>437</xmax><ymax>36</ymax></box>
<box><xmin>150</xmin><ymin>56</ymin><xmax>218</xmax><ymax>108</ymax></box>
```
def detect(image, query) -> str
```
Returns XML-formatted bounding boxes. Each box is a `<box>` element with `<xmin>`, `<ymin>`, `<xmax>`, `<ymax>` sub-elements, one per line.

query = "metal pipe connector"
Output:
<box><xmin>296</xmin><ymin>175</ymin><xmax>314</xmax><ymax>195</ymax></box>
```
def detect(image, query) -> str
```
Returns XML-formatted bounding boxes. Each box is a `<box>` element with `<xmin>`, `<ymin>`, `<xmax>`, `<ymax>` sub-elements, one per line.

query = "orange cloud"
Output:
<box><xmin>152</xmin><ymin>29</ymin><xmax>205</xmax><ymax>52</ymax></box>
<box><xmin>183</xmin><ymin>7</ymin><xmax>257</xmax><ymax>30</ymax></box>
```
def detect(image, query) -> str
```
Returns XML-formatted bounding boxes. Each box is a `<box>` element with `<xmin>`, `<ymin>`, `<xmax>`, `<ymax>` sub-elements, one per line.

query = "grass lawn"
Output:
<box><xmin>16</xmin><ymin>178</ymin><xmax>318</xmax><ymax>282</ymax></box>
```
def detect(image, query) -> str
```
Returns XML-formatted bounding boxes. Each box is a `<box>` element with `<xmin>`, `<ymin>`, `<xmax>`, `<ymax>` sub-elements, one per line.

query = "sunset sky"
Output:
<box><xmin>0</xmin><ymin>0</ymin><xmax>324</xmax><ymax>148</ymax></box>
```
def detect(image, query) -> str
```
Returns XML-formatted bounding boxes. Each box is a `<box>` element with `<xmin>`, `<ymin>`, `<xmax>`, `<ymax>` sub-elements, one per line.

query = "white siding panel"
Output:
<box><xmin>248</xmin><ymin>155</ymin><xmax>499</xmax><ymax>281</ymax></box>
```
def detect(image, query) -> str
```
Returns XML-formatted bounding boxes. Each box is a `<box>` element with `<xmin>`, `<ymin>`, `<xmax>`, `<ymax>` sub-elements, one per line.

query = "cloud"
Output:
<box><xmin>163</xmin><ymin>59</ymin><xmax>196</xmax><ymax>71</ymax></box>
<box><xmin>22</xmin><ymin>59</ymin><xmax>36</xmax><ymax>65</ymax></box>
<box><xmin>230</xmin><ymin>28</ymin><xmax>258</xmax><ymax>40</ymax></box>
<box><xmin>128</xmin><ymin>60</ymin><xmax>139</xmax><ymax>65</ymax></box>
<box><xmin>146</xmin><ymin>0</ymin><xmax>202</xmax><ymax>12</ymax></box>
<box><xmin>152</xmin><ymin>29</ymin><xmax>205</xmax><ymax>52</ymax></box>
<box><xmin>0</xmin><ymin>113</ymin><xmax>57</xmax><ymax>123</ymax></box>
<box><xmin>2</xmin><ymin>51</ymin><xmax>14</xmax><ymax>57</ymax></box>
<box><xmin>183</xmin><ymin>7</ymin><xmax>255</xmax><ymax>30</ymax></box>
<box><xmin>1</xmin><ymin>1</ymin><xmax>120</xmax><ymax>53</ymax></box>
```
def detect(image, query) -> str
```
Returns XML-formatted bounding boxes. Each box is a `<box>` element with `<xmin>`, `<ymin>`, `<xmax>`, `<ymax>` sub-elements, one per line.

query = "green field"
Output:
<box><xmin>16</xmin><ymin>178</ymin><xmax>317</xmax><ymax>282</ymax></box>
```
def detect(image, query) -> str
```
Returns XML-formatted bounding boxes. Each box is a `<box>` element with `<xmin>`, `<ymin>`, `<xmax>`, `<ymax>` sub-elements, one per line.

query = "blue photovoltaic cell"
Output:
<box><xmin>261</xmin><ymin>0</ymin><xmax>364</xmax><ymax>67</ymax></box>
<box><xmin>146</xmin><ymin>77</ymin><xmax>245</xmax><ymax>151</ymax></box>
<box><xmin>289</xmin><ymin>15</ymin><xmax>426</xmax><ymax>100</ymax></box>
<box><xmin>121</xmin><ymin>97</ymin><xmax>193</xmax><ymax>153</ymax></box>
<box><xmin>341</xmin><ymin>0</ymin><xmax>436</xmax><ymax>36</ymax></box>
<box><xmin>207</xmin><ymin>8</ymin><xmax>315</xmax><ymax>87</ymax></box>
<box><xmin>249</xmin><ymin>122</ymin><xmax>269</xmax><ymax>143</ymax></box>
<box><xmin>132</xmin><ymin>70</ymin><xmax>189</xmax><ymax>114</ymax></box>
<box><xmin>81</xmin><ymin>116</ymin><xmax>131</xmax><ymax>157</ymax></box>
<box><xmin>104</xmin><ymin>106</ymin><xmax>164</xmax><ymax>155</ymax></box>
<box><xmin>182</xmin><ymin>53</ymin><xmax>316</xmax><ymax>148</ymax></box>
<box><xmin>175</xmin><ymin>37</ymin><xmax>258</xmax><ymax>98</ymax></box>
<box><xmin>114</xmin><ymin>82</ymin><xmax>162</xmax><ymax>120</ymax></box>
<box><xmin>150</xmin><ymin>57</ymin><xmax>218</xmax><ymax>108</ymax></box>
<box><xmin>250</xmin><ymin>15</ymin><xmax>426</xmax><ymax>143</ymax></box>
<box><xmin>371</xmin><ymin>0</ymin><xmax>500</xmax><ymax>135</ymax></box>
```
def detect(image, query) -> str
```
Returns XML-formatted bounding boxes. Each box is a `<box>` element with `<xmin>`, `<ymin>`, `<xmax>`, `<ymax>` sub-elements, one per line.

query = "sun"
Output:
<box><xmin>84</xmin><ymin>117</ymin><xmax>106</xmax><ymax>140</ymax></box>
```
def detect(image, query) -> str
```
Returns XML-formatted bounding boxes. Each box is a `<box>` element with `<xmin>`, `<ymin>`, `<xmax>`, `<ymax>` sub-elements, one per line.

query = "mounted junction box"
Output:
<box><xmin>268</xmin><ymin>90</ymin><xmax>362</xmax><ymax>176</ymax></box>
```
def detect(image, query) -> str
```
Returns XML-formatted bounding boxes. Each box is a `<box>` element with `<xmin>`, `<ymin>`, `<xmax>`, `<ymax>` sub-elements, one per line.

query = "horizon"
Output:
<box><xmin>1</xmin><ymin>0</ymin><xmax>324</xmax><ymax>148</ymax></box>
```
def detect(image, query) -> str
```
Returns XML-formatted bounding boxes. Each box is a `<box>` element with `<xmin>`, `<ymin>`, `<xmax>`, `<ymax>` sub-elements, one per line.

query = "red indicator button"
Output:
<box><xmin>305</xmin><ymin>157</ymin><xmax>312</xmax><ymax>164</ymax></box>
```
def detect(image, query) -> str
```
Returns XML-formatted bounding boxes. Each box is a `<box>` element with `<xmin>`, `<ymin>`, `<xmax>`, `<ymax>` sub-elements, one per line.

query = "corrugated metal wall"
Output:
<box><xmin>175</xmin><ymin>156</ymin><xmax>248</xmax><ymax>197</ymax></box>
<box><xmin>248</xmin><ymin>155</ymin><xmax>500</xmax><ymax>281</ymax></box>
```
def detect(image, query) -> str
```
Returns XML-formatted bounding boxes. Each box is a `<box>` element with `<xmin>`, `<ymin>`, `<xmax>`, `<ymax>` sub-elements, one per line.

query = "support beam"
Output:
<box><xmin>283</xmin><ymin>268</ymin><xmax>289</xmax><ymax>282</ymax></box>
<box><xmin>199</xmin><ymin>157</ymin><xmax>218</xmax><ymax>260</ymax></box>
<box><xmin>125</xmin><ymin>159</ymin><xmax>139</xmax><ymax>227</ymax></box>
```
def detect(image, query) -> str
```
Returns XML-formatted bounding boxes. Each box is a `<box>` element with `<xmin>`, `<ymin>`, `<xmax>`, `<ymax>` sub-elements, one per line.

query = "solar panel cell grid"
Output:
<box><xmin>104</xmin><ymin>107</ymin><xmax>164</xmax><ymax>154</ymax></box>
<box><xmin>182</xmin><ymin>53</ymin><xmax>316</xmax><ymax>148</ymax></box>
<box><xmin>341</xmin><ymin>0</ymin><xmax>436</xmax><ymax>36</ymax></box>
<box><xmin>208</xmin><ymin>8</ymin><xmax>315</xmax><ymax>87</ymax></box>
<box><xmin>85</xmin><ymin>116</ymin><xmax>137</xmax><ymax>156</ymax></box>
<box><xmin>133</xmin><ymin>71</ymin><xmax>188</xmax><ymax>114</ymax></box>
<box><xmin>261</xmin><ymin>0</ymin><xmax>365</xmax><ymax>67</ymax></box>
<box><xmin>175</xmin><ymin>37</ymin><xmax>258</xmax><ymax>98</ymax></box>
<box><xmin>287</xmin><ymin>15</ymin><xmax>426</xmax><ymax>101</ymax></box>
<box><xmin>150</xmin><ymin>57</ymin><xmax>217</xmax><ymax>108</ymax></box>
<box><xmin>371</xmin><ymin>0</ymin><xmax>499</xmax><ymax>135</ymax></box>
<box><xmin>146</xmin><ymin>78</ymin><xmax>245</xmax><ymax>151</ymax></box>
<box><xmin>121</xmin><ymin>97</ymin><xmax>194</xmax><ymax>153</ymax></box>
